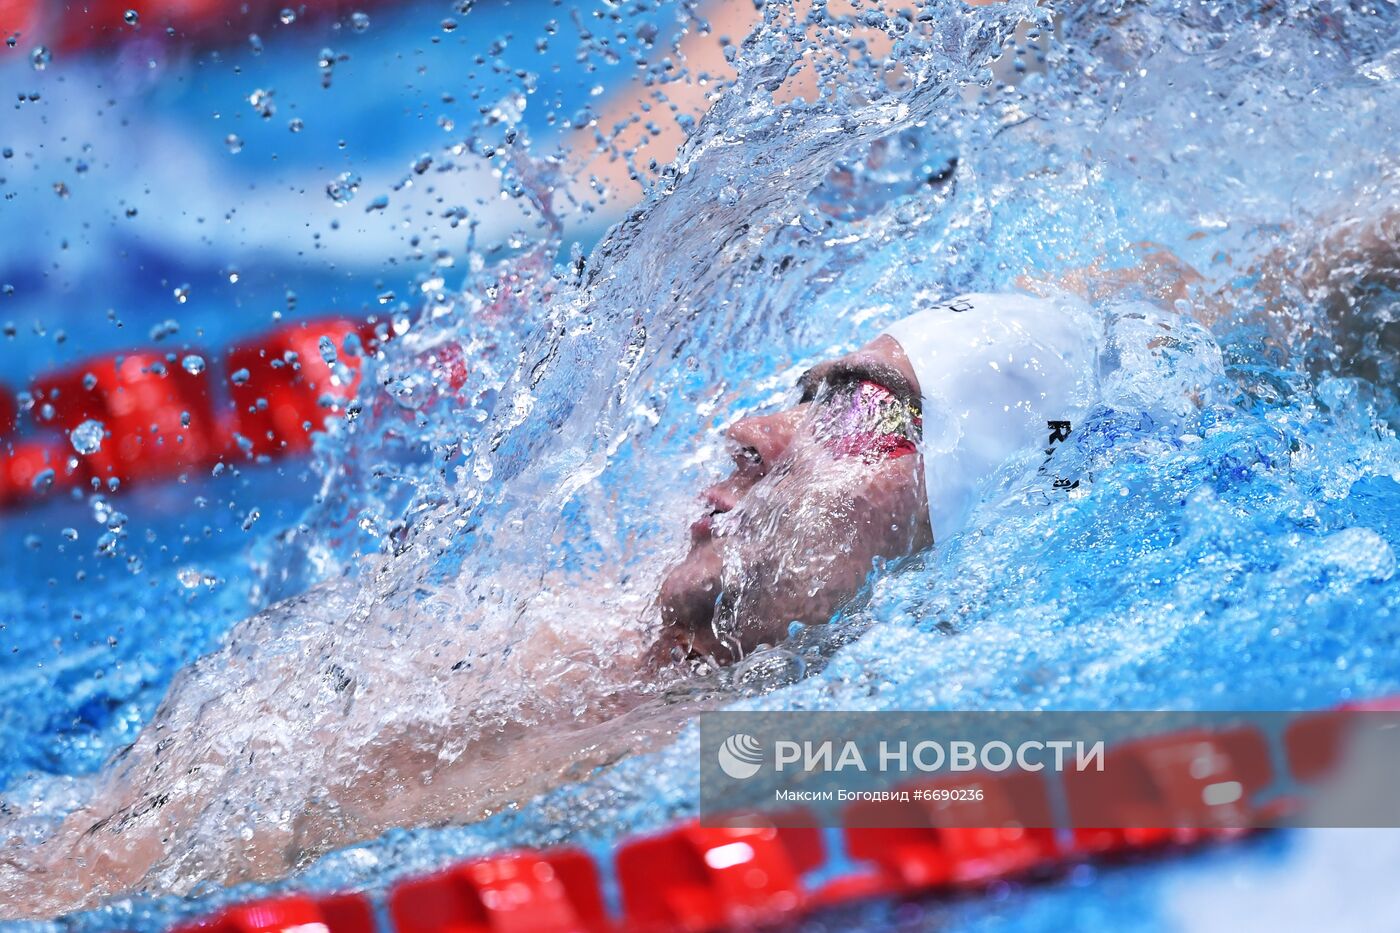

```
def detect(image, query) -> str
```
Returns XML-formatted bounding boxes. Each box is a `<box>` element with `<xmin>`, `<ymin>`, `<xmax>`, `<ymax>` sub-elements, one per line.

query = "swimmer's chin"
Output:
<box><xmin>658</xmin><ymin>541</ymin><xmax>722</xmax><ymax>635</ymax></box>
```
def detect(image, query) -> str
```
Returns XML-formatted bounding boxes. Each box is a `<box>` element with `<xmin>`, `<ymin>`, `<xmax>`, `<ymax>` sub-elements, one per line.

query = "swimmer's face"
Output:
<box><xmin>658</xmin><ymin>335</ymin><xmax>933</xmax><ymax>662</ymax></box>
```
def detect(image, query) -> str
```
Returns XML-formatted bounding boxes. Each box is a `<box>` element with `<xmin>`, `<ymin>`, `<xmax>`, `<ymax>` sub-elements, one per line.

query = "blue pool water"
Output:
<box><xmin>2</xmin><ymin>0</ymin><xmax>1400</xmax><ymax>928</ymax></box>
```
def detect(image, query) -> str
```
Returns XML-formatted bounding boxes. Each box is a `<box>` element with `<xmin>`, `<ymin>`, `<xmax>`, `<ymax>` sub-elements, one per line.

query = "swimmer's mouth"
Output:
<box><xmin>691</xmin><ymin>490</ymin><xmax>736</xmax><ymax>543</ymax></box>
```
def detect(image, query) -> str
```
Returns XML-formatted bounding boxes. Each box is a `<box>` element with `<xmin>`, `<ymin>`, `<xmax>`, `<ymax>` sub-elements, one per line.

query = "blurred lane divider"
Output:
<box><xmin>0</xmin><ymin>317</ymin><xmax>389</xmax><ymax>508</ymax></box>
<box><xmin>10</xmin><ymin>0</ymin><xmax>367</xmax><ymax>52</ymax></box>
<box><xmin>0</xmin><ymin>0</ymin><xmax>39</xmax><ymax>42</ymax></box>
<box><xmin>159</xmin><ymin>701</ymin><xmax>1400</xmax><ymax>932</ymax></box>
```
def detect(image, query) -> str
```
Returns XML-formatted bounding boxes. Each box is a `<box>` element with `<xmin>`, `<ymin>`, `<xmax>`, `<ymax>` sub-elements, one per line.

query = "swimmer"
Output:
<box><xmin>2</xmin><ymin>208</ymin><xmax>1398</xmax><ymax>918</ymax></box>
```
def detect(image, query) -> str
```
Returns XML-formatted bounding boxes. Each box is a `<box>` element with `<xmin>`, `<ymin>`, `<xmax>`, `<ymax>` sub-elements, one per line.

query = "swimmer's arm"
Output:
<box><xmin>572</xmin><ymin>0</ymin><xmax>1005</xmax><ymax>203</ymax></box>
<box><xmin>1297</xmin><ymin>202</ymin><xmax>1400</xmax><ymax>299</ymax></box>
<box><xmin>1236</xmin><ymin>196</ymin><xmax>1400</xmax><ymax>360</ymax></box>
<box><xmin>1018</xmin><ymin>242</ymin><xmax>1211</xmax><ymax>310</ymax></box>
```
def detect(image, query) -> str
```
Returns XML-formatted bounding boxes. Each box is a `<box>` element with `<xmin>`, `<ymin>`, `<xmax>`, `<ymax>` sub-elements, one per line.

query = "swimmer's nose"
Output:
<box><xmin>725</xmin><ymin>408</ymin><xmax>803</xmax><ymax>478</ymax></box>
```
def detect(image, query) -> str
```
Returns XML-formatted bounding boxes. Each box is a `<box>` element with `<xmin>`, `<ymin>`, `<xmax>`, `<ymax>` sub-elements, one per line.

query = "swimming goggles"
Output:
<box><xmin>817</xmin><ymin>379</ymin><xmax>920</xmax><ymax>461</ymax></box>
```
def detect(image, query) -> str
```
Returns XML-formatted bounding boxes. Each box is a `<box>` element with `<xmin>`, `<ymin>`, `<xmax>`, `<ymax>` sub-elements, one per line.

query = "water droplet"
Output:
<box><xmin>82</xmin><ymin>372</ymin><xmax>97</xmax><ymax>390</ymax></box>
<box><xmin>441</xmin><ymin>17</ymin><xmax>458</xmax><ymax>32</ymax></box>
<box><xmin>30</xmin><ymin>46</ymin><xmax>51</xmax><ymax>71</ymax></box>
<box><xmin>227</xmin><ymin>266</ymin><xmax>240</xmax><ymax>284</ymax></box>
<box><xmin>225</xmin><ymin>133</ymin><xmax>243</xmax><ymax>154</ymax></box>
<box><xmin>62</xmin><ymin>527</ymin><xmax>79</xmax><ymax>541</ymax></box>
<box><xmin>288</xmin><ymin>117</ymin><xmax>304</xmax><ymax>133</ymax></box>
<box><xmin>241</xmin><ymin>508</ymin><xmax>260</xmax><ymax>531</ymax></box>
<box><xmin>123</xmin><ymin>9</ymin><xmax>139</xmax><ymax>26</ymax></box>
<box><xmin>146</xmin><ymin>321</ymin><xmax>178</xmax><ymax>344</ymax></box>
<box><xmin>249</xmin><ymin>88</ymin><xmax>276</xmax><ymax>119</ymax></box>
<box><xmin>71</xmin><ymin>419</ymin><xmax>105</xmax><ymax>455</ymax></box>
<box><xmin>350</xmin><ymin>11</ymin><xmax>370</xmax><ymax>32</ymax></box>
<box><xmin>182</xmin><ymin>354</ymin><xmax>206</xmax><ymax>375</ymax></box>
<box><xmin>248</xmin><ymin>33</ymin><xmax>264</xmax><ymax>54</ymax></box>
<box><xmin>173</xmin><ymin>284</ymin><xmax>190</xmax><ymax>304</ymax></box>
<box><xmin>318</xmin><ymin>335</ymin><xmax>338</xmax><ymax>365</ymax></box>
<box><xmin>325</xmin><ymin>170</ymin><xmax>361</xmax><ymax>204</ymax></box>
<box><xmin>230</xmin><ymin>367</ymin><xmax>251</xmax><ymax>385</ymax></box>
<box><xmin>278</xmin><ymin>7</ymin><xmax>296</xmax><ymax>25</ymax></box>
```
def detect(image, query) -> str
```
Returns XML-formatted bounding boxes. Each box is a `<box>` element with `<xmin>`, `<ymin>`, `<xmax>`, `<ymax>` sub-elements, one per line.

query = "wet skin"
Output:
<box><xmin>657</xmin><ymin>334</ymin><xmax>934</xmax><ymax>662</ymax></box>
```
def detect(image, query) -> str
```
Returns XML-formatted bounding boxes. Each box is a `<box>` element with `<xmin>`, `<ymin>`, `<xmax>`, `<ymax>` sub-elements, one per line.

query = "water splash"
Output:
<box><xmin>2</xmin><ymin>0</ymin><xmax>1399</xmax><ymax>927</ymax></box>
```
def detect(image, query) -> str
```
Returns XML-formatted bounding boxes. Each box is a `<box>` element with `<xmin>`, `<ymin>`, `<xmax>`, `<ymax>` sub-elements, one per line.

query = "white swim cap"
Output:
<box><xmin>883</xmin><ymin>292</ymin><xmax>1100</xmax><ymax>541</ymax></box>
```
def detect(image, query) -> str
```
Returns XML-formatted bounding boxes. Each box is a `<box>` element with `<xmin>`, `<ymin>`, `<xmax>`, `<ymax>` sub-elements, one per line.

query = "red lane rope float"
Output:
<box><xmin>843</xmin><ymin>771</ymin><xmax>1062</xmax><ymax>893</ymax></box>
<box><xmin>388</xmin><ymin>849</ymin><xmax>609</xmax><ymax>933</ymax></box>
<box><xmin>171</xmin><ymin>893</ymin><xmax>377</xmax><ymax>933</ymax></box>
<box><xmin>31</xmin><ymin>348</ymin><xmax>220</xmax><ymax>486</ymax></box>
<box><xmin>6</xmin><ymin>0</ymin><xmax>375</xmax><ymax>52</ymax></box>
<box><xmin>0</xmin><ymin>316</ymin><xmax>387</xmax><ymax>509</ymax></box>
<box><xmin>614</xmin><ymin>825</ymin><xmax>823</xmax><ymax>931</ymax></box>
<box><xmin>166</xmin><ymin>699</ymin><xmax>1400</xmax><ymax>933</ymax></box>
<box><xmin>0</xmin><ymin>0</ymin><xmax>39</xmax><ymax>42</ymax></box>
<box><xmin>225</xmin><ymin>319</ymin><xmax>374</xmax><ymax>458</ymax></box>
<box><xmin>1063</xmin><ymin>725</ymin><xmax>1274</xmax><ymax>855</ymax></box>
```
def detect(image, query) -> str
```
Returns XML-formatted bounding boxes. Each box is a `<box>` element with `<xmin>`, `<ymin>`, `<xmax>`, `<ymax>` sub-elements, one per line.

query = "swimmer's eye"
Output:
<box><xmin>816</xmin><ymin>379</ymin><xmax>920</xmax><ymax>461</ymax></box>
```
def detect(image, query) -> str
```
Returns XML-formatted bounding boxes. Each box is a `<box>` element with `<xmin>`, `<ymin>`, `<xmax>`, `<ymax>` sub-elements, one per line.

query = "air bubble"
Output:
<box><xmin>182</xmin><ymin>354</ymin><xmax>206</xmax><ymax>375</ymax></box>
<box><xmin>30</xmin><ymin>46</ymin><xmax>51</xmax><ymax>71</ymax></box>
<box><xmin>123</xmin><ymin>9</ymin><xmax>139</xmax><ymax>26</ymax></box>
